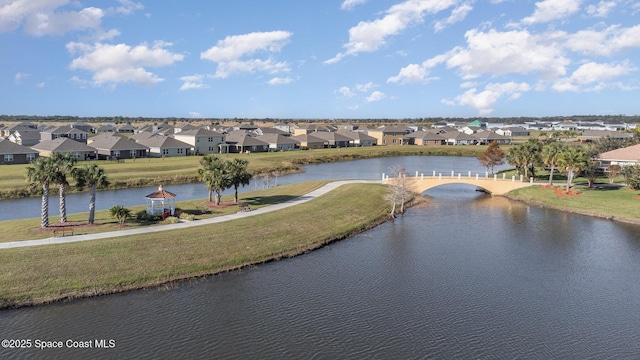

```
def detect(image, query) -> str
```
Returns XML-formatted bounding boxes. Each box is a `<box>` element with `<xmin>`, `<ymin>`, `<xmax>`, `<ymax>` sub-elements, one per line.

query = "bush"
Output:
<box><xmin>179</xmin><ymin>212</ymin><xmax>195</xmax><ymax>221</ymax></box>
<box><xmin>164</xmin><ymin>216</ymin><xmax>180</xmax><ymax>224</ymax></box>
<box><xmin>135</xmin><ymin>210</ymin><xmax>160</xmax><ymax>222</ymax></box>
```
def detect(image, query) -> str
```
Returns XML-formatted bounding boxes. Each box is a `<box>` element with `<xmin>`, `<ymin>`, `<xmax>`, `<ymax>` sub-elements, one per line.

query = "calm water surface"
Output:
<box><xmin>2</xmin><ymin>183</ymin><xmax>640</xmax><ymax>359</ymax></box>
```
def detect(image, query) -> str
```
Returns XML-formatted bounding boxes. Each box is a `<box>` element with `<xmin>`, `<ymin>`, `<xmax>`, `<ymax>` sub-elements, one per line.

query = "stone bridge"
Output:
<box><xmin>384</xmin><ymin>171</ymin><xmax>534</xmax><ymax>196</ymax></box>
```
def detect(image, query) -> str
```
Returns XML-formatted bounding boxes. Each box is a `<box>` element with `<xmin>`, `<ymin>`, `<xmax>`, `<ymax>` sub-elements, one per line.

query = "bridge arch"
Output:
<box><xmin>385</xmin><ymin>174</ymin><xmax>533</xmax><ymax>196</ymax></box>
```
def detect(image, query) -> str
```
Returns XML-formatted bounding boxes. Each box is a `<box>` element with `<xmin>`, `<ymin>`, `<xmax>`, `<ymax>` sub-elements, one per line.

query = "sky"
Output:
<box><xmin>1</xmin><ymin>0</ymin><xmax>639</xmax><ymax>119</ymax></box>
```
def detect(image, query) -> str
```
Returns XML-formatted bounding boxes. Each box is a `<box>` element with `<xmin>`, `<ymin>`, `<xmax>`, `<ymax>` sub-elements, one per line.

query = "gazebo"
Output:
<box><xmin>145</xmin><ymin>185</ymin><xmax>177</xmax><ymax>216</ymax></box>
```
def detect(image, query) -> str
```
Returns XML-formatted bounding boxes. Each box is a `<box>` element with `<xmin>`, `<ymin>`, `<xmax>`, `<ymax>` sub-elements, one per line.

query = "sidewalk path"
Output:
<box><xmin>0</xmin><ymin>180</ymin><xmax>382</xmax><ymax>250</ymax></box>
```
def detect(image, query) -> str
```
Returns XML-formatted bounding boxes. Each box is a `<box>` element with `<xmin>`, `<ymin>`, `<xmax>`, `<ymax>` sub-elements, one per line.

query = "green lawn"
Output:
<box><xmin>508</xmin><ymin>185</ymin><xmax>640</xmax><ymax>222</ymax></box>
<box><xmin>0</xmin><ymin>183</ymin><xmax>389</xmax><ymax>309</ymax></box>
<box><xmin>0</xmin><ymin>181</ymin><xmax>330</xmax><ymax>242</ymax></box>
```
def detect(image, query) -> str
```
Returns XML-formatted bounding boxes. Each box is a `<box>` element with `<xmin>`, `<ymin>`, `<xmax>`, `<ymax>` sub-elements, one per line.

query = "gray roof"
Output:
<box><xmin>174</xmin><ymin>128</ymin><xmax>224</xmax><ymax>137</ymax></box>
<box><xmin>32</xmin><ymin>138</ymin><xmax>96</xmax><ymax>153</ymax></box>
<box><xmin>255</xmin><ymin>133</ymin><xmax>299</xmax><ymax>145</ymax></box>
<box><xmin>137</xmin><ymin>136</ymin><xmax>192</xmax><ymax>149</ymax></box>
<box><xmin>0</xmin><ymin>139</ymin><xmax>39</xmax><ymax>155</ymax></box>
<box><xmin>290</xmin><ymin>134</ymin><xmax>325</xmax><ymax>143</ymax></box>
<box><xmin>310</xmin><ymin>131</ymin><xmax>352</xmax><ymax>142</ymax></box>
<box><xmin>89</xmin><ymin>135</ymin><xmax>150</xmax><ymax>151</ymax></box>
<box><xmin>337</xmin><ymin>131</ymin><xmax>377</xmax><ymax>141</ymax></box>
<box><xmin>225</xmin><ymin>133</ymin><xmax>269</xmax><ymax>146</ymax></box>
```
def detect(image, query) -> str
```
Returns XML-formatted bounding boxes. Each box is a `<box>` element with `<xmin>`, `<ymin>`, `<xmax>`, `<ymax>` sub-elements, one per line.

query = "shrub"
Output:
<box><xmin>179</xmin><ymin>212</ymin><xmax>195</xmax><ymax>221</ymax></box>
<box><xmin>164</xmin><ymin>216</ymin><xmax>180</xmax><ymax>224</ymax></box>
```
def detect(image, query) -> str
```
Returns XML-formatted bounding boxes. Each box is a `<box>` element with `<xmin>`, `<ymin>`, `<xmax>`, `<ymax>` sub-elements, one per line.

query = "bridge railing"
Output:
<box><xmin>382</xmin><ymin>171</ymin><xmax>534</xmax><ymax>184</ymax></box>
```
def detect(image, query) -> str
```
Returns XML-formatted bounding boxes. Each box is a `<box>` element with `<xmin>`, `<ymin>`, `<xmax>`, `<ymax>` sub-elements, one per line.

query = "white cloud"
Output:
<box><xmin>14</xmin><ymin>72</ymin><xmax>29</xmax><ymax>84</ymax></box>
<box><xmin>387</xmin><ymin>63</ymin><xmax>431</xmax><ymax>84</ymax></box>
<box><xmin>68</xmin><ymin>41</ymin><xmax>184</xmax><ymax>87</ymax></box>
<box><xmin>325</xmin><ymin>0</ymin><xmax>457</xmax><ymax>64</ymax></box>
<box><xmin>366</xmin><ymin>90</ymin><xmax>386</xmax><ymax>102</ymax></box>
<box><xmin>201</xmin><ymin>31</ymin><xmax>292</xmax><ymax>78</ymax></box>
<box><xmin>564</xmin><ymin>24</ymin><xmax>640</xmax><ymax>56</ymax></box>
<box><xmin>446</xmin><ymin>29</ymin><xmax>570</xmax><ymax>79</ymax></box>
<box><xmin>188</xmin><ymin>111</ymin><xmax>202</xmax><ymax>118</ymax></box>
<box><xmin>341</xmin><ymin>0</ymin><xmax>368</xmax><ymax>11</ymax></box>
<box><xmin>0</xmin><ymin>0</ymin><xmax>112</xmax><ymax>36</ymax></box>
<box><xmin>179</xmin><ymin>74</ymin><xmax>210</xmax><ymax>91</ymax></box>
<box><xmin>586</xmin><ymin>1</ymin><xmax>617</xmax><ymax>17</ymax></box>
<box><xmin>522</xmin><ymin>0</ymin><xmax>582</xmax><ymax>25</ymax></box>
<box><xmin>434</xmin><ymin>2</ymin><xmax>473</xmax><ymax>32</ymax></box>
<box><xmin>337</xmin><ymin>86</ymin><xmax>356</xmax><ymax>97</ymax></box>
<box><xmin>268</xmin><ymin>76</ymin><xmax>294</xmax><ymax>85</ymax></box>
<box><xmin>552</xmin><ymin>60</ymin><xmax>637</xmax><ymax>92</ymax></box>
<box><xmin>109</xmin><ymin>0</ymin><xmax>144</xmax><ymax>16</ymax></box>
<box><xmin>445</xmin><ymin>82</ymin><xmax>530</xmax><ymax>114</ymax></box>
<box><xmin>355</xmin><ymin>82</ymin><xmax>377</xmax><ymax>92</ymax></box>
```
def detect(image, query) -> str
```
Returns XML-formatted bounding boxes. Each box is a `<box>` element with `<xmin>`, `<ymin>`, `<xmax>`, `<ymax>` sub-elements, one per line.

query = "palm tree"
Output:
<box><xmin>26</xmin><ymin>157</ymin><xmax>56</xmax><ymax>228</ymax></box>
<box><xmin>506</xmin><ymin>146</ymin><xmax>527</xmax><ymax>176</ymax></box>
<box><xmin>109</xmin><ymin>205</ymin><xmax>131</xmax><ymax>225</ymax></box>
<box><xmin>227</xmin><ymin>158</ymin><xmax>252</xmax><ymax>203</ymax></box>
<box><xmin>558</xmin><ymin>146</ymin><xmax>587</xmax><ymax>193</ymax></box>
<box><xmin>75</xmin><ymin>164</ymin><xmax>109</xmax><ymax>224</ymax></box>
<box><xmin>198</xmin><ymin>155</ymin><xmax>231</xmax><ymax>205</ymax></box>
<box><xmin>540</xmin><ymin>141</ymin><xmax>565</xmax><ymax>185</ymax></box>
<box><xmin>50</xmin><ymin>153</ymin><xmax>77</xmax><ymax>223</ymax></box>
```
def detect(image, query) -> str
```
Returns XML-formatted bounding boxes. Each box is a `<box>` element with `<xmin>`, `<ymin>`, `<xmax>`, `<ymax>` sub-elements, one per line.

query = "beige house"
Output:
<box><xmin>32</xmin><ymin>138</ymin><xmax>97</xmax><ymax>160</ymax></box>
<box><xmin>367</xmin><ymin>126</ymin><xmax>412</xmax><ymax>145</ymax></box>
<box><xmin>598</xmin><ymin>144</ymin><xmax>640</xmax><ymax>170</ymax></box>
<box><xmin>291</xmin><ymin>134</ymin><xmax>325</xmax><ymax>150</ymax></box>
<box><xmin>173</xmin><ymin>128</ymin><xmax>226</xmax><ymax>155</ymax></box>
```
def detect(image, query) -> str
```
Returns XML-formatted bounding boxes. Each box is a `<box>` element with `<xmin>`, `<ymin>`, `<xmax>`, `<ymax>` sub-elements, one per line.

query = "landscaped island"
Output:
<box><xmin>0</xmin><ymin>182</ymin><xmax>391</xmax><ymax>309</ymax></box>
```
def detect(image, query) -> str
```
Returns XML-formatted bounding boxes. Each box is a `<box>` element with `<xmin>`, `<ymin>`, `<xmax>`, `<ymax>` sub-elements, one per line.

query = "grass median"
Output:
<box><xmin>0</xmin><ymin>182</ymin><xmax>390</xmax><ymax>309</ymax></box>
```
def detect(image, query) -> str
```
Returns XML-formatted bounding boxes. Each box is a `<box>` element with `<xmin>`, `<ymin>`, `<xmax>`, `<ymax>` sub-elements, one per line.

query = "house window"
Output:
<box><xmin>73</xmin><ymin>152</ymin><xmax>81</xmax><ymax>159</ymax></box>
<box><xmin>162</xmin><ymin>149</ymin><xmax>169</xmax><ymax>155</ymax></box>
<box><xmin>177</xmin><ymin>148</ymin><xmax>183</xmax><ymax>154</ymax></box>
<box><xmin>208</xmin><ymin>137</ymin><xmax>214</xmax><ymax>142</ymax></box>
<box><xmin>113</xmin><ymin>150</ymin><xmax>120</xmax><ymax>158</ymax></box>
<box><xmin>27</xmin><ymin>153</ymin><xmax>36</xmax><ymax>161</ymax></box>
<box><xmin>4</xmin><ymin>154</ymin><xmax>13</xmax><ymax>162</ymax></box>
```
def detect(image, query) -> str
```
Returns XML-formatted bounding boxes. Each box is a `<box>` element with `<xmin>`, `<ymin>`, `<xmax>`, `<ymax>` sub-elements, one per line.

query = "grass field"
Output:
<box><xmin>508</xmin><ymin>184</ymin><xmax>640</xmax><ymax>223</ymax></box>
<box><xmin>0</xmin><ymin>182</ymin><xmax>390</xmax><ymax>309</ymax></box>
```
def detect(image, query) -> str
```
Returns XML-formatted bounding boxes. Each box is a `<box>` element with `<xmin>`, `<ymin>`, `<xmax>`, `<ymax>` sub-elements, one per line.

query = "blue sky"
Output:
<box><xmin>1</xmin><ymin>0</ymin><xmax>639</xmax><ymax>119</ymax></box>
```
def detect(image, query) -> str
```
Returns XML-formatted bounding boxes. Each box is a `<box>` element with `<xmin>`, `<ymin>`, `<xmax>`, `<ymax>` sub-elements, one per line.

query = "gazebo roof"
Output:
<box><xmin>145</xmin><ymin>185</ymin><xmax>176</xmax><ymax>199</ymax></box>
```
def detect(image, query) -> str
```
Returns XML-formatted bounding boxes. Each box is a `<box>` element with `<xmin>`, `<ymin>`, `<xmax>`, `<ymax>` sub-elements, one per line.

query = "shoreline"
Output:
<box><xmin>504</xmin><ymin>192</ymin><xmax>640</xmax><ymax>226</ymax></box>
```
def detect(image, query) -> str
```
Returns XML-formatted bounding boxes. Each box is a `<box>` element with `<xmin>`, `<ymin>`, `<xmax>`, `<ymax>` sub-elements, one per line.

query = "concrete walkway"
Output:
<box><xmin>0</xmin><ymin>180</ymin><xmax>382</xmax><ymax>250</ymax></box>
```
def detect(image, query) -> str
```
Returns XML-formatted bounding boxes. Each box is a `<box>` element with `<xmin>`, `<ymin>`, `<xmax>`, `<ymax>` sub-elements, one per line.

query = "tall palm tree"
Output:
<box><xmin>198</xmin><ymin>155</ymin><xmax>231</xmax><ymax>205</ymax></box>
<box><xmin>26</xmin><ymin>156</ymin><xmax>56</xmax><ymax>228</ymax></box>
<box><xmin>50</xmin><ymin>153</ymin><xmax>78</xmax><ymax>223</ymax></box>
<box><xmin>540</xmin><ymin>141</ymin><xmax>565</xmax><ymax>185</ymax></box>
<box><xmin>227</xmin><ymin>158</ymin><xmax>252</xmax><ymax>203</ymax></box>
<box><xmin>74</xmin><ymin>164</ymin><xmax>109</xmax><ymax>224</ymax></box>
<box><xmin>558</xmin><ymin>146</ymin><xmax>587</xmax><ymax>193</ymax></box>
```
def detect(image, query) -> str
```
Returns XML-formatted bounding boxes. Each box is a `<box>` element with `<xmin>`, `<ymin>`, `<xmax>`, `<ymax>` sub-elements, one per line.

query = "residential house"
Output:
<box><xmin>1</xmin><ymin>122</ymin><xmax>38</xmax><ymax>137</ymax></box>
<box><xmin>292</xmin><ymin>125</ymin><xmax>318</xmax><ymax>136</ymax></box>
<box><xmin>40</xmin><ymin>125</ymin><xmax>88</xmax><ymax>144</ymax></box>
<box><xmin>8</xmin><ymin>130</ymin><xmax>41</xmax><ymax>146</ymax></box>
<box><xmin>257</xmin><ymin>127</ymin><xmax>290</xmax><ymax>136</ymax></box>
<box><xmin>311</xmin><ymin>132</ymin><xmax>351</xmax><ymax>148</ymax></box>
<box><xmin>32</xmin><ymin>138</ymin><xmax>97</xmax><ymax>160</ymax></box>
<box><xmin>88</xmin><ymin>133</ymin><xmax>149</xmax><ymax>159</ymax></box>
<box><xmin>136</xmin><ymin>136</ymin><xmax>193</xmax><ymax>157</ymax></box>
<box><xmin>255</xmin><ymin>134</ymin><xmax>299</xmax><ymax>151</ymax></box>
<box><xmin>442</xmin><ymin>131</ymin><xmax>477</xmax><ymax>145</ymax></box>
<box><xmin>71</xmin><ymin>122</ymin><xmax>94</xmax><ymax>133</ymax></box>
<box><xmin>337</xmin><ymin>131</ymin><xmax>377</xmax><ymax>146</ymax></box>
<box><xmin>404</xmin><ymin>131</ymin><xmax>446</xmax><ymax>146</ymax></box>
<box><xmin>224</xmin><ymin>133</ymin><xmax>269</xmax><ymax>153</ymax></box>
<box><xmin>118</xmin><ymin>123</ymin><xmax>137</xmax><ymax>133</ymax></box>
<box><xmin>578</xmin><ymin>130</ymin><xmax>633</xmax><ymax>142</ymax></box>
<box><xmin>173</xmin><ymin>128</ymin><xmax>226</xmax><ymax>155</ymax></box>
<box><xmin>367</xmin><ymin>126</ymin><xmax>412</xmax><ymax>145</ymax></box>
<box><xmin>0</xmin><ymin>139</ymin><xmax>38</xmax><ymax>164</ymax></box>
<box><xmin>495</xmin><ymin>127</ymin><xmax>530</xmax><ymax>137</ymax></box>
<box><xmin>95</xmin><ymin>124</ymin><xmax>118</xmax><ymax>133</ymax></box>
<box><xmin>272</xmin><ymin>123</ymin><xmax>293</xmax><ymax>134</ymax></box>
<box><xmin>474</xmin><ymin>132</ymin><xmax>511</xmax><ymax>145</ymax></box>
<box><xmin>291</xmin><ymin>134</ymin><xmax>325</xmax><ymax>150</ymax></box>
<box><xmin>468</xmin><ymin>119</ymin><xmax>487</xmax><ymax>129</ymax></box>
<box><xmin>598</xmin><ymin>144</ymin><xmax>640</xmax><ymax>170</ymax></box>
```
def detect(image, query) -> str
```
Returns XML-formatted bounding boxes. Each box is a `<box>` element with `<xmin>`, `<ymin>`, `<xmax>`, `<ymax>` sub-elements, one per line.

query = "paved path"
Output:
<box><xmin>0</xmin><ymin>180</ymin><xmax>382</xmax><ymax>250</ymax></box>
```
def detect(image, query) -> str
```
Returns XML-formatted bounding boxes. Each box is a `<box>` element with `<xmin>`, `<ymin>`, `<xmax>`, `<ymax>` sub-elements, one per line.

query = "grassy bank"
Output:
<box><xmin>0</xmin><ymin>145</ymin><xmax>488</xmax><ymax>199</ymax></box>
<box><xmin>507</xmin><ymin>185</ymin><xmax>640</xmax><ymax>224</ymax></box>
<box><xmin>0</xmin><ymin>183</ymin><xmax>390</xmax><ymax>309</ymax></box>
<box><xmin>0</xmin><ymin>181</ymin><xmax>330</xmax><ymax>243</ymax></box>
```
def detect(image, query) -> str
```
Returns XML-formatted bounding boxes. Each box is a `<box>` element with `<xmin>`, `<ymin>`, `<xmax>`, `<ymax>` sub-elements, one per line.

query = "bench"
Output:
<box><xmin>53</xmin><ymin>227</ymin><xmax>74</xmax><ymax>237</ymax></box>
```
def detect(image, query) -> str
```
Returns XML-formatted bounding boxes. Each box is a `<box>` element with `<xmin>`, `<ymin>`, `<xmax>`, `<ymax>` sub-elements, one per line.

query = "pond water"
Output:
<box><xmin>2</xmin><ymin>157</ymin><xmax>639</xmax><ymax>359</ymax></box>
